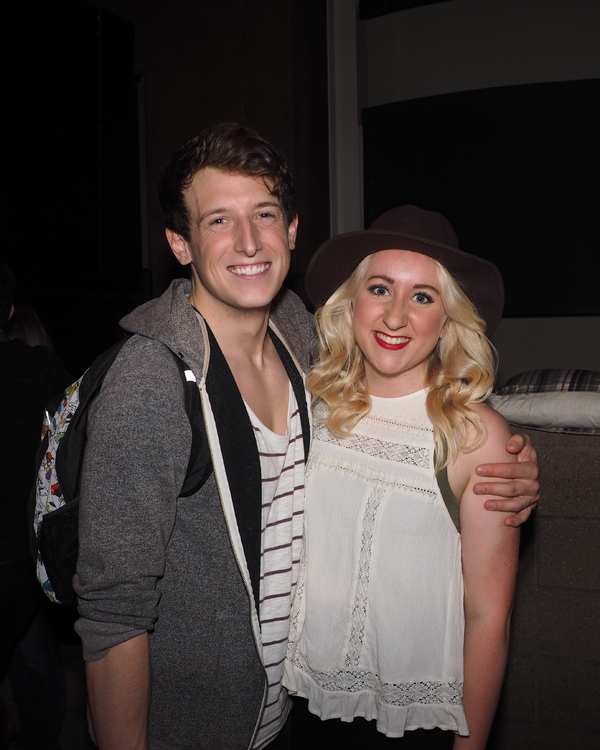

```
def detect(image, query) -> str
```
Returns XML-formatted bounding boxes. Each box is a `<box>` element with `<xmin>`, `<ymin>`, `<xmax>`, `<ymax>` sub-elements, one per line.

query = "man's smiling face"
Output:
<box><xmin>167</xmin><ymin>166</ymin><xmax>297</xmax><ymax>318</ymax></box>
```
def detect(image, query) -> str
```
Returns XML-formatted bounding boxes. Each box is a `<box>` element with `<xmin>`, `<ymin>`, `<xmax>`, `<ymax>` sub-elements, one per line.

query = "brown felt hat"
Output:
<box><xmin>305</xmin><ymin>205</ymin><xmax>505</xmax><ymax>335</ymax></box>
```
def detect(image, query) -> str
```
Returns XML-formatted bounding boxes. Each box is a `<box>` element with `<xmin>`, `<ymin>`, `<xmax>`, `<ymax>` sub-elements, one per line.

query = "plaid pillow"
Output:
<box><xmin>497</xmin><ymin>369</ymin><xmax>600</xmax><ymax>395</ymax></box>
<box><xmin>489</xmin><ymin>392</ymin><xmax>600</xmax><ymax>435</ymax></box>
<box><xmin>492</xmin><ymin>369</ymin><xmax>600</xmax><ymax>435</ymax></box>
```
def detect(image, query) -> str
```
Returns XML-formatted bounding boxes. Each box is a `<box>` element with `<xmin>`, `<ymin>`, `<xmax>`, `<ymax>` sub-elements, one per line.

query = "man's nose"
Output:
<box><xmin>234</xmin><ymin>218</ymin><xmax>261</xmax><ymax>256</ymax></box>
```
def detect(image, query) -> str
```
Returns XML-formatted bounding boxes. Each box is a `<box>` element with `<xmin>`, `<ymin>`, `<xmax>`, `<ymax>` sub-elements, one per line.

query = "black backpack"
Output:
<box><xmin>29</xmin><ymin>337</ymin><xmax>212</xmax><ymax>607</ymax></box>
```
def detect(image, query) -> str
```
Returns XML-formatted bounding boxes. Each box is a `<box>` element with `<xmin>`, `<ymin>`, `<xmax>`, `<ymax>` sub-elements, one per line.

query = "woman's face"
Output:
<box><xmin>352</xmin><ymin>250</ymin><xmax>448</xmax><ymax>398</ymax></box>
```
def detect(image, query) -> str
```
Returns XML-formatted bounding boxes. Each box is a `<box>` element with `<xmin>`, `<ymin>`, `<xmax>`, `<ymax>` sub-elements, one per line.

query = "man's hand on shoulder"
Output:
<box><xmin>474</xmin><ymin>433</ymin><xmax>540</xmax><ymax>527</ymax></box>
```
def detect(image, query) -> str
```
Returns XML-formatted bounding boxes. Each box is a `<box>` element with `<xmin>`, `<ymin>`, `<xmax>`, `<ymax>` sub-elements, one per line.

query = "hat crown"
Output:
<box><xmin>305</xmin><ymin>204</ymin><xmax>504</xmax><ymax>335</ymax></box>
<box><xmin>369</xmin><ymin>205</ymin><xmax>459</xmax><ymax>250</ymax></box>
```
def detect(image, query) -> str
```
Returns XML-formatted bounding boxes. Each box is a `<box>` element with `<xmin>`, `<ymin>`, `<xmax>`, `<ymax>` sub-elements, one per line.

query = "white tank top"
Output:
<box><xmin>283</xmin><ymin>389</ymin><xmax>469</xmax><ymax>738</ymax></box>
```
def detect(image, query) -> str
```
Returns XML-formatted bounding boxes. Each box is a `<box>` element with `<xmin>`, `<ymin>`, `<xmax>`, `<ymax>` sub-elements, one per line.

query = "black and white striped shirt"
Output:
<box><xmin>245</xmin><ymin>383</ymin><xmax>305</xmax><ymax>749</ymax></box>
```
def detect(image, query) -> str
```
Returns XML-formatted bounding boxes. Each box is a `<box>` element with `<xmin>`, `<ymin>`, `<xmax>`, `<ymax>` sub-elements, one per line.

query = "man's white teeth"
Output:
<box><xmin>229</xmin><ymin>263</ymin><xmax>270</xmax><ymax>276</ymax></box>
<box><xmin>376</xmin><ymin>332</ymin><xmax>410</xmax><ymax>344</ymax></box>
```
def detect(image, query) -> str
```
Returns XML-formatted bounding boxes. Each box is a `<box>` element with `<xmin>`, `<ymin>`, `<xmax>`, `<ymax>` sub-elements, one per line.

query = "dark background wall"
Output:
<box><xmin>2</xmin><ymin>3</ymin><xmax>598</xmax><ymax>749</ymax></box>
<box><xmin>5</xmin><ymin>0</ymin><xmax>329</xmax><ymax>377</ymax></box>
<box><xmin>5</xmin><ymin>0</ymin><xmax>597</xmax><ymax>378</ymax></box>
<box><xmin>356</xmin><ymin>0</ymin><xmax>600</xmax><ymax>383</ymax></box>
<box><xmin>362</xmin><ymin>78</ymin><xmax>600</xmax><ymax>318</ymax></box>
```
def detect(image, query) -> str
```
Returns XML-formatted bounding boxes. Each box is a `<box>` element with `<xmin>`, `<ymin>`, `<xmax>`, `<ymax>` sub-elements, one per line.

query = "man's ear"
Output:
<box><xmin>166</xmin><ymin>228</ymin><xmax>191</xmax><ymax>266</ymax></box>
<box><xmin>288</xmin><ymin>215</ymin><xmax>299</xmax><ymax>250</ymax></box>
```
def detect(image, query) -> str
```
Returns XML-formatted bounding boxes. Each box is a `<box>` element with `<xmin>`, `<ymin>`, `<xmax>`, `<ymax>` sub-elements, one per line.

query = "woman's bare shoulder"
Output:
<box><xmin>468</xmin><ymin>401</ymin><xmax>513</xmax><ymax>445</ymax></box>
<box><xmin>448</xmin><ymin>402</ymin><xmax>516</xmax><ymax>500</ymax></box>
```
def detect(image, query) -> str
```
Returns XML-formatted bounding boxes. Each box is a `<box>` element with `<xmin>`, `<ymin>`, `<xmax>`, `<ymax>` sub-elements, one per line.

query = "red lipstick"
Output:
<box><xmin>372</xmin><ymin>331</ymin><xmax>411</xmax><ymax>351</ymax></box>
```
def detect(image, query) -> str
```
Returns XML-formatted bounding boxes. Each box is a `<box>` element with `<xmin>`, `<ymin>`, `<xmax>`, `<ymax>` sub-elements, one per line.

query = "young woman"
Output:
<box><xmin>284</xmin><ymin>206</ymin><xmax>520</xmax><ymax>749</ymax></box>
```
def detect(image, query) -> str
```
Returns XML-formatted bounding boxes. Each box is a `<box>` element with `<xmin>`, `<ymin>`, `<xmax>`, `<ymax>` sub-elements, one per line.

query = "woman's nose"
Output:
<box><xmin>382</xmin><ymin>298</ymin><xmax>408</xmax><ymax>330</ymax></box>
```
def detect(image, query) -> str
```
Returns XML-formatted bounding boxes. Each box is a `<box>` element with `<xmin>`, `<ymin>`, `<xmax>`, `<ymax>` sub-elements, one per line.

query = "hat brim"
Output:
<box><xmin>304</xmin><ymin>229</ymin><xmax>505</xmax><ymax>335</ymax></box>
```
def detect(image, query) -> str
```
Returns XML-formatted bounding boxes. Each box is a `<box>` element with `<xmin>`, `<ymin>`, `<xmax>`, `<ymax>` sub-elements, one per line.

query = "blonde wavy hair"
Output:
<box><xmin>306</xmin><ymin>253</ymin><xmax>498</xmax><ymax>470</ymax></box>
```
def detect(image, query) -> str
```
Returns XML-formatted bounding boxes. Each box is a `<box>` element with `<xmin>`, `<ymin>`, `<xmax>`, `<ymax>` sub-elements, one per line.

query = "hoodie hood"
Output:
<box><xmin>120</xmin><ymin>277</ymin><xmax>313</xmax><ymax>377</ymax></box>
<box><xmin>120</xmin><ymin>278</ymin><xmax>207</xmax><ymax>375</ymax></box>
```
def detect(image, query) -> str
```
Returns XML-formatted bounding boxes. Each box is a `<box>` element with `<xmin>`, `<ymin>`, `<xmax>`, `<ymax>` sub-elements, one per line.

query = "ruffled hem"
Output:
<box><xmin>283</xmin><ymin>663</ymin><xmax>470</xmax><ymax>738</ymax></box>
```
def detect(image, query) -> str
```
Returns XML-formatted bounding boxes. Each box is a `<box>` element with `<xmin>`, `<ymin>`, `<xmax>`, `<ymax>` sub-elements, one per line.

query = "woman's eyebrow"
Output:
<box><xmin>411</xmin><ymin>283</ymin><xmax>440</xmax><ymax>293</ymax></box>
<box><xmin>366</xmin><ymin>275</ymin><xmax>440</xmax><ymax>293</ymax></box>
<box><xmin>366</xmin><ymin>274</ymin><xmax>395</xmax><ymax>284</ymax></box>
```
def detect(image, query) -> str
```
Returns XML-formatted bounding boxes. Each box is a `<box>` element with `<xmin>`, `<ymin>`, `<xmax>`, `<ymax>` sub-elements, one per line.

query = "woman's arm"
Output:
<box><xmin>449</xmin><ymin>404</ymin><xmax>521</xmax><ymax>749</ymax></box>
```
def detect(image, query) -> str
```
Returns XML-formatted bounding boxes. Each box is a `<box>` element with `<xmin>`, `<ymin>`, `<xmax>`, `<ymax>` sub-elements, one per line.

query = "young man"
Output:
<box><xmin>74</xmin><ymin>123</ymin><xmax>539</xmax><ymax>750</ymax></box>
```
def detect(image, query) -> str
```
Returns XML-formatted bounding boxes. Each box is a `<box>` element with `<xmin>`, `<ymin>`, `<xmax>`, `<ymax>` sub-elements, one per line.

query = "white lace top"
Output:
<box><xmin>283</xmin><ymin>389</ymin><xmax>469</xmax><ymax>738</ymax></box>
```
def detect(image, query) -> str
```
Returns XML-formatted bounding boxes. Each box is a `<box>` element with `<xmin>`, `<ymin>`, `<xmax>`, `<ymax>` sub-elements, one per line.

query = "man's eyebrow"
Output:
<box><xmin>197</xmin><ymin>207</ymin><xmax>227</xmax><ymax>224</ymax></box>
<box><xmin>255</xmin><ymin>200</ymin><xmax>283</xmax><ymax>211</ymax></box>
<box><xmin>197</xmin><ymin>201</ymin><xmax>283</xmax><ymax>225</ymax></box>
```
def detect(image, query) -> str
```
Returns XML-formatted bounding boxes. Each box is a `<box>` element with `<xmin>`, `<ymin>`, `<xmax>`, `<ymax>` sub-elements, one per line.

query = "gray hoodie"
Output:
<box><xmin>74</xmin><ymin>278</ymin><xmax>313</xmax><ymax>749</ymax></box>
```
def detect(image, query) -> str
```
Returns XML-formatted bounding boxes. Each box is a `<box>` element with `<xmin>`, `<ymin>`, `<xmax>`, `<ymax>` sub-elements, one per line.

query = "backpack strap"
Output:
<box><xmin>58</xmin><ymin>337</ymin><xmax>211</xmax><ymax>503</ymax></box>
<box><xmin>58</xmin><ymin>338</ymin><xmax>131</xmax><ymax>503</ymax></box>
<box><xmin>174</xmin><ymin>354</ymin><xmax>213</xmax><ymax>496</ymax></box>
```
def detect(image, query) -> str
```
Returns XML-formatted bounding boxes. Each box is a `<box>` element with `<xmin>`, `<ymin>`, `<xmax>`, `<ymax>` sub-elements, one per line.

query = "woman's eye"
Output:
<box><xmin>414</xmin><ymin>292</ymin><xmax>433</xmax><ymax>303</ymax></box>
<box><xmin>367</xmin><ymin>284</ymin><xmax>388</xmax><ymax>296</ymax></box>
